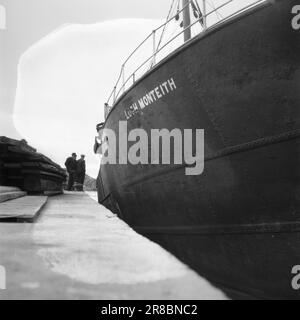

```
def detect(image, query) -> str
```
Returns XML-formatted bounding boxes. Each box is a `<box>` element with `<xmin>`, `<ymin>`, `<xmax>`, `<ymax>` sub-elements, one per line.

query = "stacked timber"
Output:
<box><xmin>0</xmin><ymin>137</ymin><xmax>66</xmax><ymax>195</ymax></box>
<box><xmin>0</xmin><ymin>186</ymin><xmax>27</xmax><ymax>203</ymax></box>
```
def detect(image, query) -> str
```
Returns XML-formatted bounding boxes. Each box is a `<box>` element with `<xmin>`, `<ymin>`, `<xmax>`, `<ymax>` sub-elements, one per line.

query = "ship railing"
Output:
<box><xmin>105</xmin><ymin>0</ymin><xmax>266</xmax><ymax>118</ymax></box>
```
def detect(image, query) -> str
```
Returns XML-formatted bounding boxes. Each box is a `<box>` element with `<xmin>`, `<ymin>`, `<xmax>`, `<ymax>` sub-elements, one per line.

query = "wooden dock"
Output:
<box><xmin>0</xmin><ymin>192</ymin><xmax>227</xmax><ymax>300</ymax></box>
<box><xmin>0</xmin><ymin>195</ymin><xmax>48</xmax><ymax>222</ymax></box>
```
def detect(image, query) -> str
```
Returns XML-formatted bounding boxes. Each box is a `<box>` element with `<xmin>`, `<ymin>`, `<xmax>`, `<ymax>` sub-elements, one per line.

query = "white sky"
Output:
<box><xmin>0</xmin><ymin>5</ymin><xmax>5</xmax><ymax>30</ymax></box>
<box><xmin>0</xmin><ymin>0</ymin><xmax>170</xmax><ymax>177</ymax></box>
<box><xmin>1</xmin><ymin>0</ymin><xmax>261</xmax><ymax>177</ymax></box>
<box><xmin>14</xmin><ymin>19</ymin><xmax>162</xmax><ymax>177</ymax></box>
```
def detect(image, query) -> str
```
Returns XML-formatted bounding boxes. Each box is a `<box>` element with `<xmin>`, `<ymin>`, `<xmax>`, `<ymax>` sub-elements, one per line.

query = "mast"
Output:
<box><xmin>202</xmin><ymin>0</ymin><xmax>207</xmax><ymax>29</ymax></box>
<box><xmin>182</xmin><ymin>0</ymin><xmax>191</xmax><ymax>42</ymax></box>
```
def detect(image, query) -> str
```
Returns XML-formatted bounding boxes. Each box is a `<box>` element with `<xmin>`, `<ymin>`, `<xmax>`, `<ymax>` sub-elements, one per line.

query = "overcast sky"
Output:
<box><xmin>0</xmin><ymin>0</ymin><xmax>258</xmax><ymax>177</ymax></box>
<box><xmin>0</xmin><ymin>0</ymin><xmax>171</xmax><ymax>133</ymax></box>
<box><xmin>0</xmin><ymin>0</ymin><xmax>171</xmax><ymax>176</ymax></box>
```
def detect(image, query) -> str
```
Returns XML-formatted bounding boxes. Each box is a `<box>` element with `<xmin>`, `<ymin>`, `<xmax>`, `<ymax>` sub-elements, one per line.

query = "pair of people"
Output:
<box><xmin>65</xmin><ymin>153</ymin><xmax>86</xmax><ymax>191</ymax></box>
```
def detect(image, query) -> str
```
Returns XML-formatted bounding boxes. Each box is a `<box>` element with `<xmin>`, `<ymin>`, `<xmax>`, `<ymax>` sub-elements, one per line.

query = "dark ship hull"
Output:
<box><xmin>98</xmin><ymin>0</ymin><xmax>300</xmax><ymax>299</ymax></box>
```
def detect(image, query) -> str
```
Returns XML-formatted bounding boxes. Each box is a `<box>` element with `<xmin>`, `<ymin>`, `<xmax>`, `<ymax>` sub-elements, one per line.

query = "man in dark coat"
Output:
<box><xmin>76</xmin><ymin>155</ymin><xmax>86</xmax><ymax>189</ymax></box>
<box><xmin>65</xmin><ymin>153</ymin><xmax>77</xmax><ymax>191</ymax></box>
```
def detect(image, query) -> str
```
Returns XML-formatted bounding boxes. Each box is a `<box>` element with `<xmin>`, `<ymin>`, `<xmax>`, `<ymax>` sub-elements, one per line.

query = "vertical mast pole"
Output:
<box><xmin>182</xmin><ymin>0</ymin><xmax>191</xmax><ymax>42</ymax></box>
<box><xmin>152</xmin><ymin>30</ymin><xmax>156</xmax><ymax>65</ymax></box>
<box><xmin>122</xmin><ymin>65</ymin><xmax>125</xmax><ymax>93</ymax></box>
<box><xmin>203</xmin><ymin>0</ymin><xmax>207</xmax><ymax>30</ymax></box>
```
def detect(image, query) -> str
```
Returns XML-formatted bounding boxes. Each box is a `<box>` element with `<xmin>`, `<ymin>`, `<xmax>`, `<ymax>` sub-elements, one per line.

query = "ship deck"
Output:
<box><xmin>0</xmin><ymin>192</ymin><xmax>226</xmax><ymax>300</ymax></box>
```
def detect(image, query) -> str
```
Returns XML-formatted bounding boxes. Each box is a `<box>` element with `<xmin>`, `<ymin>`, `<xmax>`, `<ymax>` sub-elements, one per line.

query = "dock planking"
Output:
<box><xmin>0</xmin><ymin>195</ymin><xmax>48</xmax><ymax>222</ymax></box>
<box><xmin>0</xmin><ymin>192</ymin><xmax>227</xmax><ymax>300</ymax></box>
<box><xmin>0</xmin><ymin>186</ymin><xmax>27</xmax><ymax>203</ymax></box>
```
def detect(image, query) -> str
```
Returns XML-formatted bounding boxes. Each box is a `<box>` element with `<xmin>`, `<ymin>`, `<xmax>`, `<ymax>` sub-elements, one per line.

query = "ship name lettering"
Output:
<box><xmin>125</xmin><ymin>78</ymin><xmax>177</xmax><ymax>120</ymax></box>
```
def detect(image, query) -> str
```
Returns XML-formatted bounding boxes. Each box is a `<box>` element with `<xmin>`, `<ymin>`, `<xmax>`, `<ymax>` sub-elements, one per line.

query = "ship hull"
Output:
<box><xmin>98</xmin><ymin>0</ymin><xmax>300</xmax><ymax>299</ymax></box>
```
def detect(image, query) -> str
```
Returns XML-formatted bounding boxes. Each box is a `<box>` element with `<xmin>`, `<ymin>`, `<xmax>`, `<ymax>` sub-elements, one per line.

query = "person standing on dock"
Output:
<box><xmin>76</xmin><ymin>155</ymin><xmax>86</xmax><ymax>191</ymax></box>
<box><xmin>65</xmin><ymin>153</ymin><xmax>77</xmax><ymax>191</ymax></box>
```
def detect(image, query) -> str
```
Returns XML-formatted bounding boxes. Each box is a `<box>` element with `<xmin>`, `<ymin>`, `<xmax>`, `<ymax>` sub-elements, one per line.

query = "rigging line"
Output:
<box><xmin>156</xmin><ymin>0</ymin><xmax>177</xmax><ymax>52</ymax></box>
<box><xmin>150</xmin><ymin>22</ymin><xmax>180</xmax><ymax>70</ymax></box>
<box><xmin>190</xmin><ymin>1</ymin><xmax>203</xmax><ymax>34</ymax></box>
<box><xmin>192</xmin><ymin>0</ymin><xmax>205</xmax><ymax>27</ymax></box>
<box><xmin>163</xmin><ymin>3</ymin><xmax>186</xmax><ymax>46</ymax></box>
<box><xmin>165</xmin><ymin>24</ymin><xmax>181</xmax><ymax>46</ymax></box>
<box><xmin>156</xmin><ymin>0</ymin><xmax>177</xmax><ymax>51</ymax></box>
<box><xmin>207</xmin><ymin>0</ymin><xmax>224</xmax><ymax>20</ymax></box>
